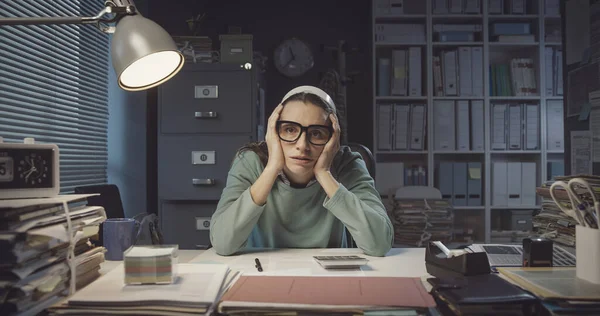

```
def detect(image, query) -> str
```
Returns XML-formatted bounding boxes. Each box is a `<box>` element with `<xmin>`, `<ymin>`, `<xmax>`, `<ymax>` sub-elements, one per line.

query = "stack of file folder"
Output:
<box><xmin>0</xmin><ymin>194</ymin><xmax>106</xmax><ymax>315</ymax></box>
<box><xmin>531</xmin><ymin>176</ymin><xmax>600</xmax><ymax>247</ymax></box>
<box><xmin>387</xmin><ymin>198</ymin><xmax>454</xmax><ymax>247</ymax></box>
<box><xmin>48</xmin><ymin>264</ymin><xmax>238</xmax><ymax>315</ymax></box>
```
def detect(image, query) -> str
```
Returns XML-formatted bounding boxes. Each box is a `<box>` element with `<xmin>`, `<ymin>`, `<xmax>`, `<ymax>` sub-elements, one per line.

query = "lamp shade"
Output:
<box><xmin>111</xmin><ymin>14</ymin><xmax>184</xmax><ymax>91</ymax></box>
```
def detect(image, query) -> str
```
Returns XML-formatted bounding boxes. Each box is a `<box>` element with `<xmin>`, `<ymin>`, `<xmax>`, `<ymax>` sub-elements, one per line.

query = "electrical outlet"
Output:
<box><xmin>196</xmin><ymin>217</ymin><xmax>211</xmax><ymax>230</ymax></box>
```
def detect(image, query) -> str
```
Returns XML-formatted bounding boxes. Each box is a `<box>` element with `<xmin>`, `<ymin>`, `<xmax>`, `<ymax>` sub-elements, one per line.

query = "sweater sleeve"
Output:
<box><xmin>323</xmin><ymin>156</ymin><xmax>394</xmax><ymax>257</ymax></box>
<box><xmin>209</xmin><ymin>152</ymin><xmax>266</xmax><ymax>256</ymax></box>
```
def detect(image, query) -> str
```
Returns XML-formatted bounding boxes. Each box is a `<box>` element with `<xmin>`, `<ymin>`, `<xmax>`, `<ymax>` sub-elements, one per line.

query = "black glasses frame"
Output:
<box><xmin>276</xmin><ymin>120</ymin><xmax>333</xmax><ymax>146</ymax></box>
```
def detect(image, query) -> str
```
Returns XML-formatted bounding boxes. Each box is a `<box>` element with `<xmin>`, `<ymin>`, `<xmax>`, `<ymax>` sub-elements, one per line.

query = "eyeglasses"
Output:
<box><xmin>276</xmin><ymin>120</ymin><xmax>333</xmax><ymax>146</ymax></box>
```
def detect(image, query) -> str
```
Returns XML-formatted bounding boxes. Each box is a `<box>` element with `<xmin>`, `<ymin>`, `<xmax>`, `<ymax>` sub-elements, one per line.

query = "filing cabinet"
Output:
<box><xmin>158</xmin><ymin>63</ymin><xmax>264</xmax><ymax>249</ymax></box>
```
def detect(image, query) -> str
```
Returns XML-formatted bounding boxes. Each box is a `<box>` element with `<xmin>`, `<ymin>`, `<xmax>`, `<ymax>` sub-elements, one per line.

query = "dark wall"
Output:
<box><xmin>147</xmin><ymin>0</ymin><xmax>373</xmax><ymax>149</ymax></box>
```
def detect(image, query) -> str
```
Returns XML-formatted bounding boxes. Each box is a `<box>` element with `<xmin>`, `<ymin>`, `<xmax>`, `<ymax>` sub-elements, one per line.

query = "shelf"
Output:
<box><xmin>490</xmin><ymin>96</ymin><xmax>541</xmax><ymax>100</ymax></box>
<box><xmin>546</xmin><ymin>96</ymin><xmax>564</xmax><ymax>100</ymax></box>
<box><xmin>376</xmin><ymin>96</ymin><xmax>427</xmax><ymax>101</ymax></box>
<box><xmin>433</xmin><ymin>96</ymin><xmax>484</xmax><ymax>100</ymax></box>
<box><xmin>488</xmin><ymin>14</ymin><xmax>539</xmax><ymax>20</ymax></box>
<box><xmin>433</xmin><ymin>42</ymin><xmax>483</xmax><ymax>46</ymax></box>
<box><xmin>545</xmin><ymin>42</ymin><xmax>562</xmax><ymax>46</ymax></box>
<box><xmin>491</xmin><ymin>206</ymin><xmax>541</xmax><ymax>209</ymax></box>
<box><xmin>432</xmin><ymin>14</ymin><xmax>483</xmax><ymax>20</ymax></box>
<box><xmin>376</xmin><ymin>42</ymin><xmax>427</xmax><ymax>47</ymax></box>
<box><xmin>376</xmin><ymin>151</ymin><xmax>428</xmax><ymax>155</ymax></box>
<box><xmin>375</xmin><ymin>14</ymin><xmax>428</xmax><ymax>20</ymax></box>
<box><xmin>547</xmin><ymin>150</ymin><xmax>565</xmax><ymax>154</ymax></box>
<box><xmin>489</xmin><ymin>42</ymin><xmax>539</xmax><ymax>46</ymax></box>
<box><xmin>434</xmin><ymin>151</ymin><xmax>485</xmax><ymax>154</ymax></box>
<box><xmin>491</xmin><ymin>150</ymin><xmax>542</xmax><ymax>154</ymax></box>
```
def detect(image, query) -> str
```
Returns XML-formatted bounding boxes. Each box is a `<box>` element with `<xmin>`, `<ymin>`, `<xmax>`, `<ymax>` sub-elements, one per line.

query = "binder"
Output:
<box><xmin>521</xmin><ymin>162</ymin><xmax>537</xmax><ymax>205</ymax></box>
<box><xmin>507</xmin><ymin>162</ymin><xmax>522</xmax><ymax>206</ymax></box>
<box><xmin>458</xmin><ymin>47</ymin><xmax>472</xmax><ymax>96</ymax></box>
<box><xmin>438</xmin><ymin>162</ymin><xmax>454</xmax><ymax>201</ymax></box>
<box><xmin>555</xmin><ymin>50</ymin><xmax>563</xmax><ymax>95</ymax></box>
<box><xmin>408</xmin><ymin>47</ymin><xmax>422</xmax><ymax>96</ymax></box>
<box><xmin>546</xmin><ymin>100</ymin><xmax>564</xmax><ymax>151</ymax></box>
<box><xmin>492</xmin><ymin>162</ymin><xmax>508</xmax><ymax>206</ymax></box>
<box><xmin>525</xmin><ymin>104</ymin><xmax>539</xmax><ymax>150</ymax></box>
<box><xmin>544</xmin><ymin>47</ymin><xmax>554</xmax><ymax>96</ymax></box>
<box><xmin>410</xmin><ymin>104</ymin><xmax>426</xmax><ymax>150</ymax></box>
<box><xmin>508</xmin><ymin>104</ymin><xmax>522</xmax><ymax>150</ymax></box>
<box><xmin>450</xmin><ymin>0</ymin><xmax>463</xmax><ymax>13</ymax></box>
<box><xmin>471</xmin><ymin>47</ymin><xmax>484</xmax><ymax>96</ymax></box>
<box><xmin>470</xmin><ymin>100</ymin><xmax>484</xmax><ymax>151</ymax></box>
<box><xmin>453</xmin><ymin>162</ymin><xmax>468</xmax><ymax>206</ymax></box>
<box><xmin>489</xmin><ymin>0</ymin><xmax>504</xmax><ymax>14</ymax></box>
<box><xmin>377</xmin><ymin>104</ymin><xmax>393</xmax><ymax>150</ymax></box>
<box><xmin>492</xmin><ymin>104</ymin><xmax>507</xmax><ymax>150</ymax></box>
<box><xmin>434</xmin><ymin>100</ymin><xmax>456</xmax><ymax>150</ymax></box>
<box><xmin>378</xmin><ymin>58</ymin><xmax>391</xmax><ymax>96</ymax></box>
<box><xmin>456</xmin><ymin>100</ymin><xmax>470</xmax><ymax>151</ymax></box>
<box><xmin>443</xmin><ymin>50</ymin><xmax>459</xmax><ymax>96</ymax></box>
<box><xmin>433</xmin><ymin>0</ymin><xmax>449</xmax><ymax>14</ymax></box>
<box><xmin>394</xmin><ymin>104</ymin><xmax>411</xmax><ymax>150</ymax></box>
<box><xmin>467</xmin><ymin>162</ymin><xmax>482</xmax><ymax>206</ymax></box>
<box><xmin>464</xmin><ymin>0</ymin><xmax>481</xmax><ymax>13</ymax></box>
<box><xmin>391</xmin><ymin>50</ymin><xmax>407</xmax><ymax>96</ymax></box>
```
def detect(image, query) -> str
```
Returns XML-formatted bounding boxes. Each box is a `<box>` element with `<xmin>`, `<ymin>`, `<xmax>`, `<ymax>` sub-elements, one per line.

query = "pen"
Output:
<box><xmin>254</xmin><ymin>258</ymin><xmax>263</xmax><ymax>272</ymax></box>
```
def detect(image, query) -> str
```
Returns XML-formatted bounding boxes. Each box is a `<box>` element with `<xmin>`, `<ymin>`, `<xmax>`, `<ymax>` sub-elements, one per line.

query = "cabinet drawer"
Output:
<box><xmin>159</xmin><ymin>68</ymin><xmax>253</xmax><ymax>134</ymax></box>
<box><xmin>158</xmin><ymin>135</ymin><xmax>253</xmax><ymax>200</ymax></box>
<box><xmin>160</xmin><ymin>201</ymin><xmax>217</xmax><ymax>250</ymax></box>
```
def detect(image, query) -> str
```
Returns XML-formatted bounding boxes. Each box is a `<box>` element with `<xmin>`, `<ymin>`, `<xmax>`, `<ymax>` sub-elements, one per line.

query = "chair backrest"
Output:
<box><xmin>347</xmin><ymin>142</ymin><xmax>376</xmax><ymax>179</ymax></box>
<box><xmin>74</xmin><ymin>184</ymin><xmax>126</xmax><ymax>247</ymax></box>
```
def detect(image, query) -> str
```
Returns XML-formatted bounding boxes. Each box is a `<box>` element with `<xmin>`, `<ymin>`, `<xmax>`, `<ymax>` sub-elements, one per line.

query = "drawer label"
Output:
<box><xmin>192</xmin><ymin>151</ymin><xmax>215</xmax><ymax>164</ymax></box>
<box><xmin>194</xmin><ymin>85</ymin><xmax>218</xmax><ymax>98</ymax></box>
<box><xmin>196</xmin><ymin>217</ymin><xmax>211</xmax><ymax>230</ymax></box>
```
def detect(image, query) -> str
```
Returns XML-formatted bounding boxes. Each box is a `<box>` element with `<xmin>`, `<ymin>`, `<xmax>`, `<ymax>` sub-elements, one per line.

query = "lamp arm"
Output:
<box><xmin>0</xmin><ymin>2</ymin><xmax>136</xmax><ymax>27</ymax></box>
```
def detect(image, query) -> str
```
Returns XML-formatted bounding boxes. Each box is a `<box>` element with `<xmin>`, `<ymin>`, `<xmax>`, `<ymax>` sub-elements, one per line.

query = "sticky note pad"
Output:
<box><xmin>468</xmin><ymin>168</ymin><xmax>481</xmax><ymax>180</ymax></box>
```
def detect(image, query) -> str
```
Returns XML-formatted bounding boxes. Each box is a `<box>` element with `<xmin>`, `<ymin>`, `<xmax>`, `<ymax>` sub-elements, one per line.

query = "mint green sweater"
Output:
<box><xmin>209</xmin><ymin>146</ymin><xmax>394</xmax><ymax>256</ymax></box>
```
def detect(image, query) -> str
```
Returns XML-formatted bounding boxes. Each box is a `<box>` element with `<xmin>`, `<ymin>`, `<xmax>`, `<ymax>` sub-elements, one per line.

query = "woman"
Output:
<box><xmin>209</xmin><ymin>85</ymin><xmax>393</xmax><ymax>256</ymax></box>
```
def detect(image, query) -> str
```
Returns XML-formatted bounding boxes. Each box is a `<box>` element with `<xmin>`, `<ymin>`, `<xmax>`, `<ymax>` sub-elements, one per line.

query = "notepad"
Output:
<box><xmin>124</xmin><ymin>245</ymin><xmax>178</xmax><ymax>284</ymax></box>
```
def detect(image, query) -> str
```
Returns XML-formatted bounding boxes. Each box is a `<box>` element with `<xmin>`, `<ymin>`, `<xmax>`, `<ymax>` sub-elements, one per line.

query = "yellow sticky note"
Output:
<box><xmin>468</xmin><ymin>168</ymin><xmax>481</xmax><ymax>180</ymax></box>
<box><xmin>394</xmin><ymin>67</ymin><xmax>406</xmax><ymax>78</ymax></box>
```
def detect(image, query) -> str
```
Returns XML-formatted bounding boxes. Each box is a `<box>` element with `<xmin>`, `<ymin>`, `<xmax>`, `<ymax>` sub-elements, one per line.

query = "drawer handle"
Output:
<box><xmin>195</xmin><ymin>111</ymin><xmax>218</xmax><ymax>118</ymax></box>
<box><xmin>193</xmin><ymin>178</ymin><xmax>215</xmax><ymax>186</ymax></box>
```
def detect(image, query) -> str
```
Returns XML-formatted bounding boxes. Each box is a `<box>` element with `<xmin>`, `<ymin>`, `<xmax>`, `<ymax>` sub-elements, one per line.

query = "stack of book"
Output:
<box><xmin>387</xmin><ymin>198</ymin><xmax>454</xmax><ymax>247</ymax></box>
<box><xmin>0</xmin><ymin>194</ymin><xmax>106</xmax><ymax>315</ymax></box>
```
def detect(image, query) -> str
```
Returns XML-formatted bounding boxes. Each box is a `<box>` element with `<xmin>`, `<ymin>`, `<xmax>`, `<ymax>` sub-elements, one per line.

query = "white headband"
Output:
<box><xmin>281</xmin><ymin>85</ymin><xmax>337</xmax><ymax>114</ymax></box>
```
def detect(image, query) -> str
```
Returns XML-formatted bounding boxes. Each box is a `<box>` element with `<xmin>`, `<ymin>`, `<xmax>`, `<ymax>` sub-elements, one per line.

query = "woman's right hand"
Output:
<box><xmin>265</xmin><ymin>104</ymin><xmax>285</xmax><ymax>173</ymax></box>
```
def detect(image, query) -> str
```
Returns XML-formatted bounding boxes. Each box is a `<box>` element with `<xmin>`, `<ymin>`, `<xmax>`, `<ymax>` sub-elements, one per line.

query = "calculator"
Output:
<box><xmin>313</xmin><ymin>255</ymin><xmax>369</xmax><ymax>269</ymax></box>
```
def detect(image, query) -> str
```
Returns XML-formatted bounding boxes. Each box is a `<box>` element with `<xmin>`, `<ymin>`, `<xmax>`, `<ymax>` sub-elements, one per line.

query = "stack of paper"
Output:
<box><xmin>0</xmin><ymin>194</ymin><xmax>106</xmax><ymax>315</ymax></box>
<box><xmin>124</xmin><ymin>245</ymin><xmax>178</xmax><ymax>284</ymax></box>
<box><xmin>48</xmin><ymin>264</ymin><xmax>238</xmax><ymax>316</ymax></box>
<box><xmin>386</xmin><ymin>198</ymin><xmax>454</xmax><ymax>247</ymax></box>
<box><xmin>217</xmin><ymin>275</ymin><xmax>436</xmax><ymax>315</ymax></box>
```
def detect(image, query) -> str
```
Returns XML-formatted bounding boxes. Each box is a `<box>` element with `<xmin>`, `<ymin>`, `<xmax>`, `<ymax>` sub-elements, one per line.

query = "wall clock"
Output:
<box><xmin>273</xmin><ymin>38</ymin><xmax>314</xmax><ymax>78</ymax></box>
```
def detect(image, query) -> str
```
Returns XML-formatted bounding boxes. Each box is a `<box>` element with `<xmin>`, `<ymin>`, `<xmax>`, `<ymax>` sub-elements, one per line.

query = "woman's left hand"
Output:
<box><xmin>314</xmin><ymin>113</ymin><xmax>340</xmax><ymax>177</ymax></box>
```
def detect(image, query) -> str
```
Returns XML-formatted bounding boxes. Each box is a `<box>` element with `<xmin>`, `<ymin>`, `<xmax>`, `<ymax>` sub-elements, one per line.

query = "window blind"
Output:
<box><xmin>0</xmin><ymin>0</ymin><xmax>109</xmax><ymax>193</ymax></box>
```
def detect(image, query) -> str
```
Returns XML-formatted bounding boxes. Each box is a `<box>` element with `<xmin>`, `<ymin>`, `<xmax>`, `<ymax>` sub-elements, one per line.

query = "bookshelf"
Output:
<box><xmin>372</xmin><ymin>0</ymin><xmax>564</xmax><ymax>243</ymax></box>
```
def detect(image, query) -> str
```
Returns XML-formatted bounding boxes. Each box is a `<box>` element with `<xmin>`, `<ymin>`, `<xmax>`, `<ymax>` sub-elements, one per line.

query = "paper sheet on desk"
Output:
<box><xmin>267</xmin><ymin>256</ymin><xmax>365</xmax><ymax>276</ymax></box>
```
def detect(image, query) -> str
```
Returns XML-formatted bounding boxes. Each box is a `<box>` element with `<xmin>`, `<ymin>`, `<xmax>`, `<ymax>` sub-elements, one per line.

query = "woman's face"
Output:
<box><xmin>278</xmin><ymin>100</ymin><xmax>330</xmax><ymax>179</ymax></box>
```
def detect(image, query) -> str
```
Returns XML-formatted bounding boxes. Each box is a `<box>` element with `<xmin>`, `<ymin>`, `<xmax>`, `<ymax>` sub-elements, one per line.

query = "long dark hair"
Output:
<box><xmin>235</xmin><ymin>92</ymin><xmax>336</xmax><ymax>166</ymax></box>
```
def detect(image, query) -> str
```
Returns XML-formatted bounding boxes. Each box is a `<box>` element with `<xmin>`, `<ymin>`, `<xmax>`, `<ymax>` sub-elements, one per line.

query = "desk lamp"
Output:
<box><xmin>0</xmin><ymin>0</ymin><xmax>184</xmax><ymax>91</ymax></box>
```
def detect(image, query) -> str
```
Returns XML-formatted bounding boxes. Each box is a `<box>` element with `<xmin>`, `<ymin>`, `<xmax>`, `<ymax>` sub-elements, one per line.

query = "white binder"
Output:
<box><xmin>492</xmin><ymin>162</ymin><xmax>508</xmax><ymax>206</ymax></box>
<box><xmin>507</xmin><ymin>162</ymin><xmax>522</xmax><ymax>206</ymax></box>
<box><xmin>408</xmin><ymin>47</ymin><xmax>422</xmax><ymax>96</ymax></box>
<box><xmin>521</xmin><ymin>162</ymin><xmax>537</xmax><ymax>205</ymax></box>
<box><xmin>377</xmin><ymin>104</ymin><xmax>393</xmax><ymax>150</ymax></box>
<box><xmin>394</xmin><ymin>104</ymin><xmax>410</xmax><ymax>150</ymax></box>
<box><xmin>556</xmin><ymin>50</ymin><xmax>563</xmax><ymax>95</ymax></box>
<box><xmin>443</xmin><ymin>50</ymin><xmax>458</xmax><ymax>96</ymax></box>
<box><xmin>456</xmin><ymin>100</ymin><xmax>470</xmax><ymax>151</ymax></box>
<box><xmin>434</xmin><ymin>100</ymin><xmax>456</xmax><ymax>151</ymax></box>
<box><xmin>409</xmin><ymin>104</ymin><xmax>426</xmax><ymax>150</ymax></box>
<box><xmin>471</xmin><ymin>47</ymin><xmax>484</xmax><ymax>96</ymax></box>
<box><xmin>470</xmin><ymin>100</ymin><xmax>485</xmax><ymax>151</ymax></box>
<box><xmin>546</xmin><ymin>100</ymin><xmax>564</xmax><ymax>151</ymax></box>
<box><xmin>508</xmin><ymin>104</ymin><xmax>522</xmax><ymax>150</ymax></box>
<box><xmin>525</xmin><ymin>104</ymin><xmax>539</xmax><ymax>150</ymax></box>
<box><xmin>492</xmin><ymin>104</ymin><xmax>507</xmax><ymax>150</ymax></box>
<box><xmin>458</xmin><ymin>47</ymin><xmax>473</xmax><ymax>96</ymax></box>
<box><xmin>391</xmin><ymin>50</ymin><xmax>407</xmax><ymax>96</ymax></box>
<box><xmin>545</xmin><ymin>47</ymin><xmax>554</xmax><ymax>96</ymax></box>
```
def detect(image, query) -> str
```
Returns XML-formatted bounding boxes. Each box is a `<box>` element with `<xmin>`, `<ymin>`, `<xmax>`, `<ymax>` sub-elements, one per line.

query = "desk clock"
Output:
<box><xmin>0</xmin><ymin>137</ymin><xmax>60</xmax><ymax>199</ymax></box>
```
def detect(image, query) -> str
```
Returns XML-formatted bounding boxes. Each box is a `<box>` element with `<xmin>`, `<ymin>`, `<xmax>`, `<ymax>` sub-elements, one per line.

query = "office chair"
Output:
<box><xmin>74</xmin><ymin>184</ymin><xmax>126</xmax><ymax>246</ymax></box>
